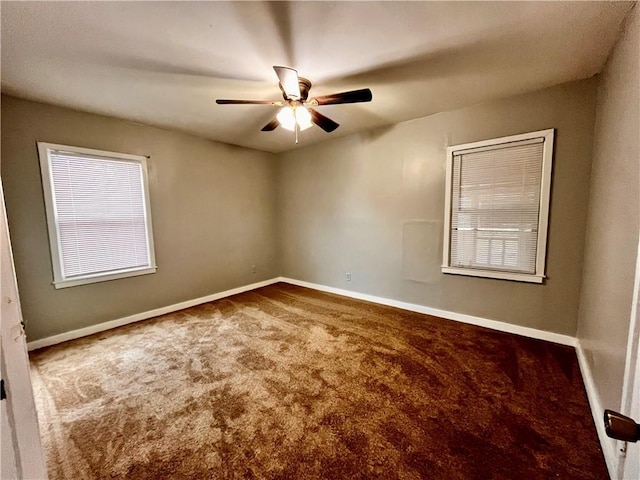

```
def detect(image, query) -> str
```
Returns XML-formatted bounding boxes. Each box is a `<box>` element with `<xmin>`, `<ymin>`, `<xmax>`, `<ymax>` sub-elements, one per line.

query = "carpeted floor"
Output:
<box><xmin>30</xmin><ymin>283</ymin><xmax>608</xmax><ymax>479</ymax></box>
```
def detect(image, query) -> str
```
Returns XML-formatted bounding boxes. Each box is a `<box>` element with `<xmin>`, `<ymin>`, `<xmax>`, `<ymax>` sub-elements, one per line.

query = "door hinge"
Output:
<box><xmin>0</xmin><ymin>379</ymin><xmax>6</xmax><ymax>400</ymax></box>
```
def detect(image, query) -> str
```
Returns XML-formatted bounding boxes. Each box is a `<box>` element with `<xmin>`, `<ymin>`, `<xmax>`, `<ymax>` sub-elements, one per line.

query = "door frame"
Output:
<box><xmin>0</xmin><ymin>179</ymin><xmax>48</xmax><ymax>479</ymax></box>
<box><xmin>619</xmin><ymin>232</ymin><xmax>640</xmax><ymax>478</ymax></box>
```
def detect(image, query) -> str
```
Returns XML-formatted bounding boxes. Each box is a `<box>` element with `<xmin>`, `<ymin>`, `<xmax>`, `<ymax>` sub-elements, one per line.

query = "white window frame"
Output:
<box><xmin>38</xmin><ymin>142</ymin><xmax>157</xmax><ymax>289</ymax></box>
<box><xmin>442</xmin><ymin>129</ymin><xmax>554</xmax><ymax>284</ymax></box>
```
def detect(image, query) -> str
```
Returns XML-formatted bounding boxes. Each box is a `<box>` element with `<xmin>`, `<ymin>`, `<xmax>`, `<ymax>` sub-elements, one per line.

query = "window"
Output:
<box><xmin>38</xmin><ymin>142</ymin><xmax>156</xmax><ymax>288</ymax></box>
<box><xmin>442</xmin><ymin>129</ymin><xmax>554</xmax><ymax>283</ymax></box>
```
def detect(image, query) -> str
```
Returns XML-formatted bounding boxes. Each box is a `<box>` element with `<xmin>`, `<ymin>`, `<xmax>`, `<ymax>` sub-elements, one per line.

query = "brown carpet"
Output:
<box><xmin>30</xmin><ymin>283</ymin><xmax>608</xmax><ymax>480</ymax></box>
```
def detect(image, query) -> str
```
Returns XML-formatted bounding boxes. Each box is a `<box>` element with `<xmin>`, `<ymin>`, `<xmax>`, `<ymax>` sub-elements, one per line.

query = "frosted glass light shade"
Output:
<box><xmin>277</xmin><ymin>107</ymin><xmax>296</xmax><ymax>131</ymax></box>
<box><xmin>296</xmin><ymin>107</ymin><xmax>313</xmax><ymax>131</ymax></box>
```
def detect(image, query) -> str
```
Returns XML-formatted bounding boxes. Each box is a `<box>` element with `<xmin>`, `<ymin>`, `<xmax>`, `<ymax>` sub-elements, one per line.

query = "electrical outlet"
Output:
<box><xmin>346</xmin><ymin>272</ymin><xmax>351</xmax><ymax>282</ymax></box>
<box><xmin>251</xmin><ymin>265</ymin><xmax>256</xmax><ymax>274</ymax></box>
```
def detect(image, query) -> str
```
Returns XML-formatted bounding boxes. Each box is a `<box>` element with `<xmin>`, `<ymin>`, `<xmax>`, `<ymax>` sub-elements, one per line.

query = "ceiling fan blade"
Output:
<box><xmin>311</xmin><ymin>88</ymin><xmax>372</xmax><ymax>106</ymax></box>
<box><xmin>216</xmin><ymin>99</ymin><xmax>280</xmax><ymax>105</ymax></box>
<box><xmin>309</xmin><ymin>108</ymin><xmax>339</xmax><ymax>133</ymax></box>
<box><xmin>261</xmin><ymin>118</ymin><xmax>279</xmax><ymax>131</ymax></box>
<box><xmin>273</xmin><ymin>66</ymin><xmax>301</xmax><ymax>100</ymax></box>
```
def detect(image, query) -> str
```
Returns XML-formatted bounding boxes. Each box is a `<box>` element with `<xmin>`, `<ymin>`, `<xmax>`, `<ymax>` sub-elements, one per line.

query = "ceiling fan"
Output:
<box><xmin>216</xmin><ymin>66</ymin><xmax>372</xmax><ymax>143</ymax></box>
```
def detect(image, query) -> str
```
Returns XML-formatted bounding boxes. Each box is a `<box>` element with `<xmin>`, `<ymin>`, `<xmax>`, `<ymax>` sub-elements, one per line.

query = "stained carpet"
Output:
<box><xmin>30</xmin><ymin>283</ymin><xmax>608</xmax><ymax>479</ymax></box>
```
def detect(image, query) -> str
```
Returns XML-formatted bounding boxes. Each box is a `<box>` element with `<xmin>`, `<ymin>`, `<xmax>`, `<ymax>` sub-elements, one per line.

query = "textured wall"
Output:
<box><xmin>577</xmin><ymin>5</ymin><xmax>639</xmax><ymax>415</ymax></box>
<box><xmin>1</xmin><ymin>95</ymin><xmax>279</xmax><ymax>341</ymax></box>
<box><xmin>278</xmin><ymin>78</ymin><xmax>598</xmax><ymax>336</ymax></box>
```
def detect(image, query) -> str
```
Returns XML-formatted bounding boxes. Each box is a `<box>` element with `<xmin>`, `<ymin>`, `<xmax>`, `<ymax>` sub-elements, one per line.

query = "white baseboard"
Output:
<box><xmin>29</xmin><ymin>275</ymin><xmax>576</xmax><ymax>351</ymax></box>
<box><xmin>27</xmin><ymin>278</ymin><xmax>280</xmax><ymax>351</ymax></box>
<box><xmin>277</xmin><ymin>277</ymin><xmax>576</xmax><ymax>347</ymax></box>
<box><xmin>575</xmin><ymin>341</ymin><xmax>619</xmax><ymax>479</ymax></box>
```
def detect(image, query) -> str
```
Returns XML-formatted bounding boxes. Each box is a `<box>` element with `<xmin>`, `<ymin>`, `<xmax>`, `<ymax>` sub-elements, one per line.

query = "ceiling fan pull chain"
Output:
<box><xmin>295</xmin><ymin>120</ymin><xmax>299</xmax><ymax>144</ymax></box>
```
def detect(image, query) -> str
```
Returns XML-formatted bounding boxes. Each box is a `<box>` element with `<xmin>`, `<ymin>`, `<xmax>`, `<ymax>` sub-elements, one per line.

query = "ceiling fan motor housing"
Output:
<box><xmin>280</xmin><ymin>77</ymin><xmax>312</xmax><ymax>101</ymax></box>
<box><xmin>298</xmin><ymin>78</ymin><xmax>312</xmax><ymax>101</ymax></box>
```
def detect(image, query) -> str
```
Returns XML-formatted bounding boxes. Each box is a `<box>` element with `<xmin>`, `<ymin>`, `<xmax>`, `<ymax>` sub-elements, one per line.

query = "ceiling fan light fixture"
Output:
<box><xmin>277</xmin><ymin>106</ymin><xmax>312</xmax><ymax>132</ymax></box>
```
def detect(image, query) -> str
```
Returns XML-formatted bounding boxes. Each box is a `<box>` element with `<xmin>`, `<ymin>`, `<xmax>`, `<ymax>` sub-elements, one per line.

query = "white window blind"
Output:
<box><xmin>442</xmin><ymin>130</ymin><xmax>554</xmax><ymax>283</ymax></box>
<box><xmin>38</xmin><ymin>143</ymin><xmax>156</xmax><ymax>288</ymax></box>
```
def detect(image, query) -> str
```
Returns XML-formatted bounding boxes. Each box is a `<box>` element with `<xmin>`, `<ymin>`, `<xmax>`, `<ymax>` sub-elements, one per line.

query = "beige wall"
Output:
<box><xmin>1</xmin><ymin>95</ymin><xmax>279</xmax><ymax>341</ymax></box>
<box><xmin>0</xmin><ymin>74</ymin><xmax>614</xmax><ymax>342</ymax></box>
<box><xmin>577</xmin><ymin>5</ymin><xmax>639</xmax><ymax>415</ymax></box>
<box><xmin>278</xmin><ymin>78</ymin><xmax>598</xmax><ymax>336</ymax></box>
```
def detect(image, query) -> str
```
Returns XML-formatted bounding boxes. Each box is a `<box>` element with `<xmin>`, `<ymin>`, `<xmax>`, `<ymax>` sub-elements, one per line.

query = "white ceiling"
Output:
<box><xmin>1</xmin><ymin>1</ymin><xmax>633</xmax><ymax>153</ymax></box>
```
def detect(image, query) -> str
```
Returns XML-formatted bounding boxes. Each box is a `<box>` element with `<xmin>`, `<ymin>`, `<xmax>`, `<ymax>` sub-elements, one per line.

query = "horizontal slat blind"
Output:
<box><xmin>49</xmin><ymin>150</ymin><xmax>152</xmax><ymax>279</ymax></box>
<box><xmin>450</xmin><ymin>141</ymin><xmax>543</xmax><ymax>274</ymax></box>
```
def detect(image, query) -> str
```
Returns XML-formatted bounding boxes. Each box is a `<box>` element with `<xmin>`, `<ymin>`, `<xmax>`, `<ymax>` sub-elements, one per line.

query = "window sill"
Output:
<box><xmin>441</xmin><ymin>266</ymin><xmax>544</xmax><ymax>284</ymax></box>
<box><xmin>53</xmin><ymin>266</ymin><xmax>157</xmax><ymax>289</ymax></box>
